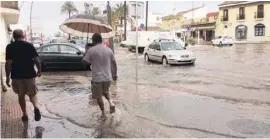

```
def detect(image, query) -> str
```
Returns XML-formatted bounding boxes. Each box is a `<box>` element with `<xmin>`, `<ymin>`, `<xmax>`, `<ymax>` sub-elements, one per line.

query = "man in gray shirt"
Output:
<box><xmin>82</xmin><ymin>33</ymin><xmax>117</xmax><ymax>118</ymax></box>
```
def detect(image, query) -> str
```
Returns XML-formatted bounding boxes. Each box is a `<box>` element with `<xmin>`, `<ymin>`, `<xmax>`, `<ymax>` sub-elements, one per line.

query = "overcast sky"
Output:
<box><xmin>18</xmin><ymin>1</ymin><xmax>221</xmax><ymax>36</ymax></box>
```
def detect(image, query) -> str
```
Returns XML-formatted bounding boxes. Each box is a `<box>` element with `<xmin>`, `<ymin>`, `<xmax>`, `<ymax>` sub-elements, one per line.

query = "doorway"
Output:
<box><xmin>235</xmin><ymin>25</ymin><xmax>247</xmax><ymax>40</ymax></box>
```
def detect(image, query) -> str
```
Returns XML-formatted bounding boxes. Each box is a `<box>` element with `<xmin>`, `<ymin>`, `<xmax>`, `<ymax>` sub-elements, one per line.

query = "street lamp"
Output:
<box><xmin>30</xmin><ymin>1</ymin><xmax>33</xmax><ymax>43</ymax></box>
<box><xmin>107</xmin><ymin>1</ymin><xmax>114</xmax><ymax>53</ymax></box>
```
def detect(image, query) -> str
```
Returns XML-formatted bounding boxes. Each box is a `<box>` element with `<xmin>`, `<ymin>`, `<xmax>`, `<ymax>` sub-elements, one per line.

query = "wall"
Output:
<box><xmin>215</xmin><ymin>2</ymin><xmax>270</xmax><ymax>42</ymax></box>
<box><xmin>161</xmin><ymin>17</ymin><xmax>183</xmax><ymax>31</ymax></box>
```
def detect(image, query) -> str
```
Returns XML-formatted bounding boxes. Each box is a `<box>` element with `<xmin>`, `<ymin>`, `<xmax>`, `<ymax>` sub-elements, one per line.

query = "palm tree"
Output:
<box><xmin>91</xmin><ymin>7</ymin><xmax>101</xmax><ymax>15</ymax></box>
<box><xmin>61</xmin><ymin>1</ymin><xmax>78</xmax><ymax>18</ymax></box>
<box><xmin>61</xmin><ymin>1</ymin><xmax>78</xmax><ymax>39</ymax></box>
<box><xmin>111</xmin><ymin>3</ymin><xmax>128</xmax><ymax>30</ymax></box>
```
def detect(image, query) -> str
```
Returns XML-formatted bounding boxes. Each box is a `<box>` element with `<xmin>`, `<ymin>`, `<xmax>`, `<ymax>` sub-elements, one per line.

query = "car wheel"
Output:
<box><xmin>162</xmin><ymin>56</ymin><xmax>168</xmax><ymax>66</ymax></box>
<box><xmin>144</xmin><ymin>54</ymin><xmax>149</xmax><ymax>62</ymax></box>
<box><xmin>219</xmin><ymin>42</ymin><xmax>223</xmax><ymax>46</ymax></box>
<box><xmin>229</xmin><ymin>44</ymin><xmax>233</xmax><ymax>46</ymax></box>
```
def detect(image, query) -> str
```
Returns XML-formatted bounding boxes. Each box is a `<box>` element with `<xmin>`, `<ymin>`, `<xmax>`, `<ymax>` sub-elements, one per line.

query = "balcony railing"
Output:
<box><xmin>0</xmin><ymin>1</ymin><xmax>19</xmax><ymax>10</ymax></box>
<box><xmin>254</xmin><ymin>12</ymin><xmax>264</xmax><ymax>19</ymax></box>
<box><xmin>222</xmin><ymin>16</ymin><xmax>228</xmax><ymax>22</ymax></box>
<box><xmin>237</xmin><ymin>14</ymin><xmax>245</xmax><ymax>20</ymax></box>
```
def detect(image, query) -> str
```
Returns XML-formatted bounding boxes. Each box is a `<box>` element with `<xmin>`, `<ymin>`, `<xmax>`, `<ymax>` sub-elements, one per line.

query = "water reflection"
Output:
<box><xmin>35</xmin><ymin>126</ymin><xmax>45</xmax><ymax>138</ymax></box>
<box><xmin>22</xmin><ymin>121</ymin><xmax>28</xmax><ymax>138</ymax></box>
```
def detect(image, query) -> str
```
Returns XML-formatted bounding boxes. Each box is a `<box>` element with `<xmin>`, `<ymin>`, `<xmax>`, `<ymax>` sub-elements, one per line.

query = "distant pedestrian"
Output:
<box><xmin>5</xmin><ymin>29</ymin><xmax>42</xmax><ymax>121</ymax></box>
<box><xmin>1</xmin><ymin>39</ymin><xmax>14</xmax><ymax>92</ymax></box>
<box><xmin>1</xmin><ymin>65</ymin><xmax>7</xmax><ymax>92</ymax></box>
<box><xmin>82</xmin><ymin>33</ymin><xmax>118</xmax><ymax>119</ymax></box>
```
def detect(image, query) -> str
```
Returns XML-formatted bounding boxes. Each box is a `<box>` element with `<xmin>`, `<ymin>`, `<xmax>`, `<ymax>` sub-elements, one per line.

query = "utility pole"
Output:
<box><xmin>145</xmin><ymin>1</ymin><xmax>148</xmax><ymax>31</ymax></box>
<box><xmin>124</xmin><ymin>1</ymin><xmax>127</xmax><ymax>40</ymax></box>
<box><xmin>30</xmin><ymin>1</ymin><xmax>33</xmax><ymax>43</ymax></box>
<box><xmin>107</xmin><ymin>1</ymin><xmax>114</xmax><ymax>53</ymax></box>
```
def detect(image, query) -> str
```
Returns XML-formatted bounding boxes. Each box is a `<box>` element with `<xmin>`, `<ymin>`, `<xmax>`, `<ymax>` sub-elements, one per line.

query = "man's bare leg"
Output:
<box><xmin>104</xmin><ymin>93</ymin><xmax>115</xmax><ymax>114</ymax></box>
<box><xmin>29</xmin><ymin>95</ymin><xmax>41</xmax><ymax>121</ymax></box>
<box><xmin>18</xmin><ymin>95</ymin><xmax>27</xmax><ymax>115</ymax></box>
<box><xmin>29</xmin><ymin>95</ymin><xmax>39</xmax><ymax>109</ymax></box>
<box><xmin>97</xmin><ymin>97</ymin><xmax>106</xmax><ymax>118</ymax></box>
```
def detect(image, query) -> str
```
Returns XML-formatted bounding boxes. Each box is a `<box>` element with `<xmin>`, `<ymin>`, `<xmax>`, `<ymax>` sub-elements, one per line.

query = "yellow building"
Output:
<box><xmin>161</xmin><ymin>5</ymin><xmax>206</xmax><ymax>31</ymax></box>
<box><xmin>161</xmin><ymin>14</ymin><xmax>183</xmax><ymax>31</ymax></box>
<box><xmin>215</xmin><ymin>1</ymin><xmax>270</xmax><ymax>43</ymax></box>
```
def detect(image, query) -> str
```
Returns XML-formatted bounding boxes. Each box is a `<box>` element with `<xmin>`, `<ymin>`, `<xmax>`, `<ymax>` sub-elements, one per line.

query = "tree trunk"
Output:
<box><xmin>124</xmin><ymin>1</ymin><xmax>127</xmax><ymax>40</ymax></box>
<box><xmin>145</xmin><ymin>1</ymin><xmax>148</xmax><ymax>31</ymax></box>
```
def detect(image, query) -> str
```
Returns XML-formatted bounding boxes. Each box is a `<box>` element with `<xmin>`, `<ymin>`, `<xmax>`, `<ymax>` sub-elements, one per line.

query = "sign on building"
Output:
<box><xmin>128</xmin><ymin>1</ymin><xmax>145</xmax><ymax>19</ymax></box>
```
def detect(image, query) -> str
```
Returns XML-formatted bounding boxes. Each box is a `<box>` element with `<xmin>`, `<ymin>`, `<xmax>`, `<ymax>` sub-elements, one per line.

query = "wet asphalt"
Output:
<box><xmin>32</xmin><ymin>44</ymin><xmax>270</xmax><ymax>138</ymax></box>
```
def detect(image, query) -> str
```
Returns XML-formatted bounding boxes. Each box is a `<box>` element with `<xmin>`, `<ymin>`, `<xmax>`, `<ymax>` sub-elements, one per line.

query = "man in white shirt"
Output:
<box><xmin>82</xmin><ymin>33</ymin><xmax>117</xmax><ymax>118</ymax></box>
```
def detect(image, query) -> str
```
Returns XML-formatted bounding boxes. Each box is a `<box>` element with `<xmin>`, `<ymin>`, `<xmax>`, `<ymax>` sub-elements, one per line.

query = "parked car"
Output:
<box><xmin>143</xmin><ymin>39</ymin><xmax>196</xmax><ymax>65</ymax></box>
<box><xmin>120</xmin><ymin>41</ymin><xmax>127</xmax><ymax>47</ymax></box>
<box><xmin>32</xmin><ymin>39</ymin><xmax>42</xmax><ymax>48</ymax></box>
<box><xmin>36</xmin><ymin>43</ymin><xmax>90</xmax><ymax>71</ymax></box>
<box><xmin>212</xmin><ymin>36</ymin><xmax>233</xmax><ymax>46</ymax></box>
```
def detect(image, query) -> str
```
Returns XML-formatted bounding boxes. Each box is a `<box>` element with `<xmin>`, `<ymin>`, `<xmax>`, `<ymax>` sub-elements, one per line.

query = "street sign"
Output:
<box><xmin>140</xmin><ymin>23</ymin><xmax>144</xmax><ymax>29</ymax></box>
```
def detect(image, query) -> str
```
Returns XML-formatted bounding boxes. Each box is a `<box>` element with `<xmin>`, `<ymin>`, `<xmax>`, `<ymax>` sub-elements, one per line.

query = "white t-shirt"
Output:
<box><xmin>83</xmin><ymin>44</ymin><xmax>115</xmax><ymax>82</ymax></box>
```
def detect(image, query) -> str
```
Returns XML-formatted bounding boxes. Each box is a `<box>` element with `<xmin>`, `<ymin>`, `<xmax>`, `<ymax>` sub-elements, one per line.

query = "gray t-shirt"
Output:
<box><xmin>83</xmin><ymin>44</ymin><xmax>115</xmax><ymax>82</ymax></box>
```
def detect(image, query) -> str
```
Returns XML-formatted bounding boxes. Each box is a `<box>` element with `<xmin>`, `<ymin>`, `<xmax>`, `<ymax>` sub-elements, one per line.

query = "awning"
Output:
<box><xmin>193</xmin><ymin>26</ymin><xmax>215</xmax><ymax>30</ymax></box>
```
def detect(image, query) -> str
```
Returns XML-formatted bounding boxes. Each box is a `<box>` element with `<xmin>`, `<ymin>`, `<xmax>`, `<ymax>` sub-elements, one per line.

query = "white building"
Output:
<box><xmin>182</xmin><ymin>4</ymin><xmax>207</xmax><ymax>20</ymax></box>
<box><xmin>0</xmin><ymin>1</ymin><xmax>20</xmax><ymax>62</ymax></box>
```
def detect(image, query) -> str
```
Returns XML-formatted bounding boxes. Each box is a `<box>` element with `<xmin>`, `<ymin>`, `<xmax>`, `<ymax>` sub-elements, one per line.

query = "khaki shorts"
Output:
<box><xmin>91</xmin><ymin>81</ymin><xmax>111</xmax><ymax>99</ymax></box>
<box><xmin>12</xmin><ymin>78</ymin><xmax>38</xmax><ymax>96</ymax></box>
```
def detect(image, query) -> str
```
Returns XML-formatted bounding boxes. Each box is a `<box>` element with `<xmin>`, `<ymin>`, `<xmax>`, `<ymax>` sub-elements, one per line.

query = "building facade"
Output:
<box><xmin>161</xmin><ymin>4</ymin><xmax>207</xmax><ymax>31</ymax></box>
<box><xmin>215</xmin><ymin>1</ymin><xmax>270</xmax><ymax>43</ymax></box>
<box><xmin>181</xmin><ymin>12</ymin><xmax>218</xmax><ymax>44</ymax></box>
<box><xmin>0</xmin><ymin>1</ymin><xmax>20</xmax><ymax>62</ymax></box>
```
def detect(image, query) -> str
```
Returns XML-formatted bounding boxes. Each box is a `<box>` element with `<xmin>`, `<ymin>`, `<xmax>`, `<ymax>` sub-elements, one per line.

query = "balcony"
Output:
<box><xmin>1</xmin><ymin>1</ymin><xmax>19</xmax><ymax>10</ymax></box>
<box><xmin>220</xmin><ymin>16</ymin><xmax>228</xmax><ymax>22</ymax></box>
<box><xmin>254</xmin><ymin>12</ymin><xmax>264</xmax><ymax>19</ymax></box>
<box><xmin>237</xmin><ymin>14</ymin><xmax>245</xmax><ymax>20</ymax></box>
<box><xmin>0</xmin><ymin>1</ymin><xmax>20</xmax><ymax>25</ymax></box>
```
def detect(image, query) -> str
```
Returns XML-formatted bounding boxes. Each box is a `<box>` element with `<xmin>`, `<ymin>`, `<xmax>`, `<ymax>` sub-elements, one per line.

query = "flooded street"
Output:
<box><xmin>34</xmin><ymin>44</ymin><xmax>270</xmax><ymax>137</ymax></box>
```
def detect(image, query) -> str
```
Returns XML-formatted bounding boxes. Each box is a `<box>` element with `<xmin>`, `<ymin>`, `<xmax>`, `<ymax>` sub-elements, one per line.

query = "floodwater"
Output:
<box><xmin>31</xmin><ymin>44</ymin><xmax>270</xmax><ymax>138</ymax></box>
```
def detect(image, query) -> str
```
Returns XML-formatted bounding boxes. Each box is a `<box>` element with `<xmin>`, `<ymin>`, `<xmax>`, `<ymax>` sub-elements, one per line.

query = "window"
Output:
<box><xmin>239</xmin><ymin>7</ymin><xmax>245</xmax><ymax>20</ymax></box>
<box><xmin>60</xmin><ymin>45</ymin><xmax>78</xmax><ymax>54</ymax></box>
<box><xmin>42</xmin><ymin>45</ymin><xmax>59</xmax><ymax>53</ymax></box>
<box><xmin>254</xmin><ymin>24</ymin><xmax>265</xmax><ymax>36</ymax></box>
<box><xmin>257</xmin><ymin>5</ymin><xmax>264</xmax><ymax>18</ymax></box>
<box><xmin>223</xmin><ymin>9</ymin><xmax>228</xmax><ymax>21</ymax></box>
<box><xmin>154</xmin><ymin>43</ymin><xmax>161</xmax><ymax>50</ymax></box>
<box><xmin>161</xmin><ymin>42</ymin><xmax>184</xmax><ymax>51</ymax></box>
<box><xmin>149</xmin><ymin>43</ymin><xmax>155</xmax><ymax>49</ymax></box>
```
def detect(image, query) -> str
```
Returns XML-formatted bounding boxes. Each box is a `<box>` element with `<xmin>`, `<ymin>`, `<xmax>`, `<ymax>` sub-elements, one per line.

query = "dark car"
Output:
<box><xmin>36</xmin><ymin>43</ymin><xmax>90</xmax><ymax>71</ymax></box>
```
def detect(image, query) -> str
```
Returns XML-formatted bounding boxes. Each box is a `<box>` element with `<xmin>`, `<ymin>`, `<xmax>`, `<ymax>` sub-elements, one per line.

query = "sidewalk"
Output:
<box><xmin>1</xmin><ymin>90</ymin><xmax>30</xmax><ymax>138</ymax></box>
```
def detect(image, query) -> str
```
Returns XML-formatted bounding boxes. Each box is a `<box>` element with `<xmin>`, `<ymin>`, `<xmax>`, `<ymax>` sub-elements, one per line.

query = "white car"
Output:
<box><xmin>212</xmin><ymin>36</ymin><xmax>233</xmax><ymax>46</ymax></box>
<box><xmin>143</xmin><ymin>39</ymin><xmax>196</xmax><ymax>65</ymax></box>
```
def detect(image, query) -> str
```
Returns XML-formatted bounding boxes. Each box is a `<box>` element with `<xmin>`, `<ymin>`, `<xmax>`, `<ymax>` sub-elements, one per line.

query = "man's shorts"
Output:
<box><xmin>12</xmin><ymin>78</ymin><xmax>38</xmax><ymax>96</ymax></box>
<box><xmin>91</xmin><ymin>81</ymin><xmax>111</xmax><ymax>99</ymax></box>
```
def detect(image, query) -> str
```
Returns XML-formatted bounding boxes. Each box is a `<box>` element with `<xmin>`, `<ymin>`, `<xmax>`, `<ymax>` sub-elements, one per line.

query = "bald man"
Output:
<box><xmin>5</xmin><ymin>29</ymin><xmax>42</xmax><ymax>121</ymax></box>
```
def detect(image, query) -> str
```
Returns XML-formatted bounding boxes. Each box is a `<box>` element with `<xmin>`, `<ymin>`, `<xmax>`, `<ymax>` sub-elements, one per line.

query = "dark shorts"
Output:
<box><xmin>91</xmin><ymin>81</ymin><xmax>111</xmax><ymax>99</ymax></box>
